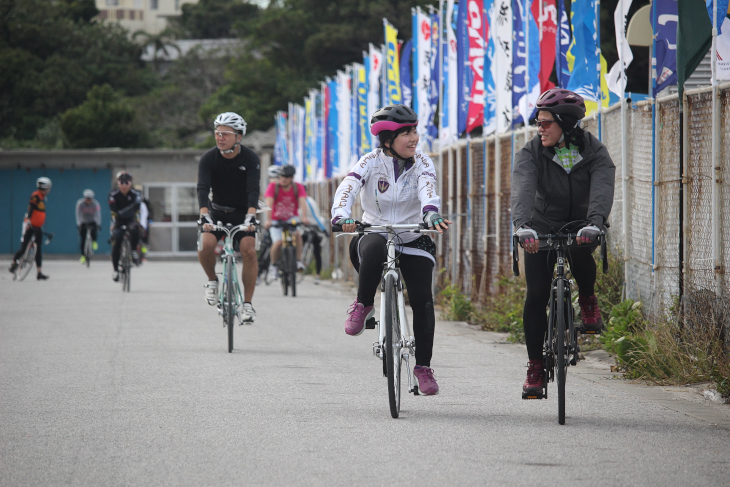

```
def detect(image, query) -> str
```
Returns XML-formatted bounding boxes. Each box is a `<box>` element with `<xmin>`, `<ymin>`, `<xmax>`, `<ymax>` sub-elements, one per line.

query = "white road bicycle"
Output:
<box><xmin>336</xmin><ymin>222</ymin><xmax>439</xmax><ymax>418</ymax></box>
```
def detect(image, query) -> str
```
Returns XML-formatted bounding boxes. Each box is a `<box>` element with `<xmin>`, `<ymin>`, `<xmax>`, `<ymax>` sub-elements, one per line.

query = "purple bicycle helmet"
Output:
<box><xmin>370</xmin><ymin>105</ymin><xmax>418</xmax><ymax>135</ymax></box>
<box><xmin>535</xmin><ymin>89</ymin><xmax>586</xmax><ymax>120</ymax></box>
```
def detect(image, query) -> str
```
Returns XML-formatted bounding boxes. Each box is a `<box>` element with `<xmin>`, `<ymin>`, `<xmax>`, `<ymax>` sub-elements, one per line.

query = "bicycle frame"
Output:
<box><xmin>211</xmin><ymin>223</ymin><xmax>256</xmax><ymax>325</ymax></box>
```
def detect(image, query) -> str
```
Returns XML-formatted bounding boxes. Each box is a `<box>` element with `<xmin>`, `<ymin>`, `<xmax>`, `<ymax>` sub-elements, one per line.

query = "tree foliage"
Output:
<box><xmin>206</xmin><ymin>0</ymin><xmax>437</xmax><ymax>131</ymax></box>
<box><xmin>170</xmin><ymin>0</ymin><xmax>261</xmax><ymax>39</ymax></box>
<box><xmin>0</xmin><ymin>0</ymin><xmax>154</xmax><ymax>145</ymax></box>
<box><xmin>60</xmin><ymin>84</ymin><xmax>144</xmax><ymax>148</ymax></box>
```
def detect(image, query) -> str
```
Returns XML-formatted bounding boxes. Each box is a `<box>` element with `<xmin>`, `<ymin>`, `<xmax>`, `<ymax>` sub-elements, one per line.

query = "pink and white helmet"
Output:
<box><xmin>370</xmin><ymin>105</ymin><xmax>418</xmax><ymax>136</ymax></box>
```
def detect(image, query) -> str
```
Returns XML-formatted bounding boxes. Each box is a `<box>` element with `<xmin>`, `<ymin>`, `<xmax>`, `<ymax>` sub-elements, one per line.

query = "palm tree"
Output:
<box><xmin>133</xmin><ymin>27</ymin><xmax>181</xmax><ymax>73</ymax></box>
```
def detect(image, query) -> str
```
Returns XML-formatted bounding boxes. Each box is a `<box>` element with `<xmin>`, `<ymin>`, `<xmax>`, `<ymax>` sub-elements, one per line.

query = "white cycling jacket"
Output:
<box><xmin>331</xmin><ymin>148</ymin><xmax>441</xmax><ymax>257</ymax></box>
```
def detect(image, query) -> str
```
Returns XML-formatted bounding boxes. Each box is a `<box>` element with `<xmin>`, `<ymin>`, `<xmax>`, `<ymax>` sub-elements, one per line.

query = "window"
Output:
<box><xmin>150</xmin><ymin>0</ymin><xmax>158</xmax><ymax>10</ymax></box>
<box><xmin>145</xmin><ymin>183</ymin><xmax>199</xmax><ymax>255</ymax></box>
<box><xmin>105</xmin><ymin>0</ymin><xmax>119</xmax><ymax>6</ymax></box>
<box><xmin>175</xmin><ymin>0</ymin><xmax>180</xmax><ymax>11</ymax></box>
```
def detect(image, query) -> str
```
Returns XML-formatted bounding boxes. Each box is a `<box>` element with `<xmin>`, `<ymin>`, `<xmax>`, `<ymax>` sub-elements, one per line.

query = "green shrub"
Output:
<box><xmin>439</xmin><ymin>284</ymin><xmax>473</xmax><ymax>322</ymax></box>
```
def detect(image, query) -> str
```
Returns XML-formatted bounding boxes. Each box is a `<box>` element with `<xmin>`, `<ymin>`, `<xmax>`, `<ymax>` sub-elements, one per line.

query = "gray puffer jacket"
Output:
<box><xmin>511</xmin><ymin>131</ymin><xmax>615</xmax><ymax>234</ymax></box>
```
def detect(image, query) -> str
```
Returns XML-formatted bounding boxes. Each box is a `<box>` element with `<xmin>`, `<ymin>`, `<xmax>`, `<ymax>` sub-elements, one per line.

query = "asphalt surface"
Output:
<box><xmin>1</xmin><ymin>261</ymin><xmax>729</xmax><ymax>486</ymax></box>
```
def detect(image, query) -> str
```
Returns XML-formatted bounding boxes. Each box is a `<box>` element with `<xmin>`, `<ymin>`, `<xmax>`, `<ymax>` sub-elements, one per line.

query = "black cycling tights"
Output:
<box><xmin>350</xmin><ymin>234</ymin><xmax>436</xmax><ymax>367</ymax></box>
<box><xmin>523</xmin><ymin>246</ymin><xmax>597</xmax><ymax>360</ymax></box>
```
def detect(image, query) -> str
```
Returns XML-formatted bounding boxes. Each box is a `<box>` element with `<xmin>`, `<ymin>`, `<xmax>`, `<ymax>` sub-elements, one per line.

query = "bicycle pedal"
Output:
<box><xmin>365</xmin><ymin>317</ymin><xmax>376</xmax><ymax>329</ymax></box>
<box><xmin>579</xmin><ymin>327</ymin><xmax>602</xmax><ymax>335</ymax></box>
<box><xmin>522</xmin><ymin>391</ymin><xmax>546</xmax><ymax>400</ymax></box>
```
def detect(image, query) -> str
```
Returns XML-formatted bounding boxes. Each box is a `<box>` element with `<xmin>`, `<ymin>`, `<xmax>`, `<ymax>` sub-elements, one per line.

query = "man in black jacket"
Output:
<box><xmin>109</xmin><ymin>171</ymin><xmax>141</xmax><ymax>282</ymax></box>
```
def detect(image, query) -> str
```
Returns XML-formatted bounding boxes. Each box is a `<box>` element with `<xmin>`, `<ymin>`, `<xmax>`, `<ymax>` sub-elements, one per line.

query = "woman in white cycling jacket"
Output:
<box><xmin>331</xmin><ymin>104</ymin><xmax>450</xmax><ymax>396</ymax></box>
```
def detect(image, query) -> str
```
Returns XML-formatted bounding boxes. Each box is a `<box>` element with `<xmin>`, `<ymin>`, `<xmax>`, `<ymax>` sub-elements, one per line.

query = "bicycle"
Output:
<box><xmin>335</xmin><ymin>221</ymin><xmax>439</xmax><ymax>418</ymax></box>
<box><xmin>82</xmin><ymin>224</ymin><xmax>97</xmax><ymax>268</ymax></box>
<box><xmin>117</xmin><ymin>225</ymin><xmax>135</xmax><ymax>293</ymax></box>
<box><xmin>205</xmin><ymin>222</ymin><xmax>260</xmax><ymax>353</ymax></box>
<box><xmin>257</xmin><ymin>229</ymin><xmax>275</xmax><ymax>285</ymax></box>
<box><xmin>13</xmin><ymin>231</ymin><xmax>54</xmax><ymax>281</ymax></box>
<box><xmin>297</xmin><ymin>225</ymin><xmax>328</xmax><ymax>284</ymax></box>
<box><xmin>272</xmin><ymin>219</ymin><xmax>299</xmax><ymax>297</ymax></box>
<box><xmin>512</xmin><ymin>220</ymin><xmax>608</xmax><ymax>425</ymax></box>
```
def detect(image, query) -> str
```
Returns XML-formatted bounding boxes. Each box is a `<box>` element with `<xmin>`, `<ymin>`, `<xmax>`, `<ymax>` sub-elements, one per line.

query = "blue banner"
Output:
<box><xmin>566</xmin><ymin>0</ymin><xmax>600</xmax><ymax>102</ymax></box>
<box><xmin>512</xmin><ymin>0</ymin><xmax>541</xmax><ymax>125</ymax></box>
<box><xmin>556</xmin><ymin>0</ymin><xmax>571</xmax><ymax>88</ymax></box>
<box><xmin>274</xmin><ymin>111</ymin><xmax>288</xmax><ymax>166</ymax></box>
<box><xmin>456</xmin><ymin>0</ymin><xmax>470</xmax><ymax>136</ymax></box>
<box><xmin>400</xmin><ymin>39</ymin><xmax>413</xmax><ymax>107</ymax></box>
<box><xmin>653</xmin><ymin>0</ymin><xmax>678</xmax><ymax>96</ymax></box>
<box><xmin>326</xmin><ymin>79</ymin><xmax>338</xmax><ymax>178</ymax></box>
<box><xmin>484</xmin><ymin>0</ymin><xmax>496</xmax><ymax>134</ymax></box>
<box><xmin>428</xmin><ymin>11</ymin><xmax>440</xmax><ymax>143</ymax></box>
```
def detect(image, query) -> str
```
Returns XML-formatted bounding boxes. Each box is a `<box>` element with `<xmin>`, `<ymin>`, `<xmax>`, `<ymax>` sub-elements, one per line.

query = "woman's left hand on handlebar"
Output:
<box><xmin>423</xmin><ymin>212</ymin><xmax>451</xmax><ymax>234</ymax></box>
<box><xmin>576</xmin><ymin>224</ymin><xmax>601</xmax><ymax>245</ymax></box>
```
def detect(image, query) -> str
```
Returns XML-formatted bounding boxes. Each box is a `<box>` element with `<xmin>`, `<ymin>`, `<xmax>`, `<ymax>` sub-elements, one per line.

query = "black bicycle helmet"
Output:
<box><xmin>279</xmin><ymin>165</ymin><xmax>296</xmax><ymax>178</ymax></box>
<box><xmin>116</xmin><ymin>171</ymin><xmax>133</xmax><ymax>182</ymax></box>
<box><xmin>370</xmin><ymin>104</ymin><xmax>418</xmax><ymax>135</ymax></box>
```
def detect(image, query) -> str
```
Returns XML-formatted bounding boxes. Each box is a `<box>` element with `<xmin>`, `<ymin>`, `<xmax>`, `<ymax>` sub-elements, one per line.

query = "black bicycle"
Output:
<box><xmin>297</xmin><ymin>225</ymin><xmax>328</xmax><ymax>283</ymax></box>
<box><xmin>13</xmin><ymin>231</ymin><xmax>54</xmax><ymax>281</ymax></box>
<box><xmin>513</xmin><ymin>220</ymin><xmax>608</xmax><ymax>425</ymax></box>
<box><xmin>272</xmin><ymin>220</ymin><xmax>299</xmax><ymax>297</ymax></box>
<box><xmin>81</xmin><ymin>224</ymin><xmax>97</xmax><ymax>267</ymax></box>
<box><xmin>118</xmin><ymin>225</ymin><xmax>134</xmax><ymax>293</ymax></box>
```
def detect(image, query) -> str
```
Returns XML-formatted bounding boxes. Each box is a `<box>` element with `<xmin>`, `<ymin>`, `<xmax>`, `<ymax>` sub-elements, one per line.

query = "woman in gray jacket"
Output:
<box><xmin>511</xmin><ymin>88</ymin><xmax>616</xmax><ymax>398</ymax></box>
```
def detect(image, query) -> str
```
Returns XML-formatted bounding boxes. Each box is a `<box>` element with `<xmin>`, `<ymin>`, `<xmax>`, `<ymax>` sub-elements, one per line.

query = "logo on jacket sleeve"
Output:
<box><xmin>377</xmin><ymin>178</ymin><xmax>390</xmax><ymax>194</ymax></box>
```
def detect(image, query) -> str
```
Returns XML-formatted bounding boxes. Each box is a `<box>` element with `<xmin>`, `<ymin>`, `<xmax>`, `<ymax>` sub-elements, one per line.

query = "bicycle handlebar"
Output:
<box><xmin>333</xmin><ymin>221</ymin><xmax>439</xmax><ymax>236</ymax></box>
<box><xmin>511</xmin><ymin>229</ymin><xmax>608</xmax><ymax>277</ymax></box>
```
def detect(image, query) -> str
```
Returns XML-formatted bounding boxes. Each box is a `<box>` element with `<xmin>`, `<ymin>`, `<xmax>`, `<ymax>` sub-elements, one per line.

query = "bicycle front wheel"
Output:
<box><xmin>17</xmin><ymin>244</ymin><xmax>36</xmax><ymax>281</ymax></box>
<box><xmin>226</xmin><ymin>258</ymin><xmax>234</xmax><ymax>353</ymax></box>
<box><xmin>279</xmin><ymin>251</ymin><xmax>289</xmax><ymax>296</ymax></box>
<box><xmin>297</xmin><ymin>241</ymin><xmax>312</xmax><ymax>283</ymax></box>
<box><xmin>121</xmin><ymin>239</ymin><xmax>131</xmax><ymax>292</ymax></box>
<box><xmin>287</xmin><ymin>246</ymin><xmax>297</xmax><ymax>297</ymax></box>
<box><xmin>556</xmin><ymin>279</ymin><xmax>567</xmax><ymax>425</ymax></box>
<box><xmin>84</xmin><ymin>234</ymin><xmax>93</xmax><ymax>267</ymax></box>
<box><xmin>384</xmin><ymin>274</ymin><xmax>402</xmax><ymax>418</ymax></box>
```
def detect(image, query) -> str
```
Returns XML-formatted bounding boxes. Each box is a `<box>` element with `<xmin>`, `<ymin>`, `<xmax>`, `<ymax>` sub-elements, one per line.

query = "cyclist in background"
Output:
<box><xmin>331</xmin><ymin>104</ymin><xmax>450</xmax><ymax>396</ymax></box>
<box><xmin>9</xmin><ymin>177</ymin><xmax>52</xmax><ymax>280</ymax></box>
<box><xmin>256</xmin><ymin>165</ymin><xmax>281</xmax><ymax>283</ymax></box>
<box><xmin>136</xmin><ymin>186</ymin><xmax>151</xmax><ymax>262</ymax></box>
<box><xmin>109</xmin><ymin>171</ymin><xmax>142</xmax><ymax>282</ymax></box>
<box><xmin>263</xmin><ymin>164</ymin><xmax>309</xmax><ymax>281</ymax></box>
<box><xmin>197</xmin><ymin>112</ymin><xmax>260</xmax><ymax>323</ymax></box>
<box><xmin>76</xmin><ymin>189</ymin><xmax>101</xmax><ymax>264</ymax></box>
<box><xmin>511</xmin><ymin>88</ymin><xmax>615</xmax><ymax>398</ymax></box>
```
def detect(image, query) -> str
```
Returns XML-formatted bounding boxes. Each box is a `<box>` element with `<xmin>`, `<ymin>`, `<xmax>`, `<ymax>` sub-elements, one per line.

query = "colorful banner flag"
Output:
<box><xmin>456</xmin><ymin>0</ymin><xmax>470</xmax><ymax>135</ymax></box>
<box><xmin>494</xmin><ymin>0</ymin><xmax>513</xmax><ymax>132</ymax></box>
<box><xmin>368</xmin><ymin>43</ymin><xmax>383</xmax><ymax>147</ymax></box>
<box><xmin>441</xmin><ymin>0</ymin><xmax>459</xmax><ymax>143</ymax></box>
<box><xmin>290</xmin><ymin>103</ymin><xmax>305</xmax><ymax>182</ymax></box>
<box><xmin>484</xmin><ymin>0</ymin><xmax>496</xmax><ymax>135</ymax></box>
<box><xmin>566</xmin><ymin>0</ymin><xmax>601</xmax><ymax>104</ymax></box>
<box><xmin>337</xmin><ymin>70</ymin><xmax>351</xmax><ymax>176</ymax></box>
<box><xmin>513</xmin><ymin>0</ymin><xmax>541</xmax><ymax>126</ymax></box>
<box><xmin>556</xmin><ymin>0</ymin><xmax>571</xmax><ymax>88</ymax></box>
<box><xmin>357</xmin><ymin>62</ymin><xmax>371</xmax><ymax>154</ymax></box>
<box><xmin>304</xmin><ymin>95</ymin><xmax>313</xmax><ymax>181</ymax></box>
<box><xmin>532</xmin><ymin>0</ymin><xmax>557</xmax><ymax>93</ymax></box>
<box><xmin>384</xmin><ymin>20</ymin><xmax>403</xmax><ymax>105</ymax></box>
<box><xmin>428</xmin><ymin>10</ymin><xmax>440</xmax><ymax>145</ymax></box>
<box><xmin>606</xmin><ymin>0</ymin><xmax>634</xmax><ymax>96</ymax></box>
<box><xmin>400</xmin><ymin>38</ymin><xmax>413</xmax><ymax>107</ymax></box>
<box><xmin>414</xmin><ymin>7</ymin><xmax>432</xmax><ymax>148</ymax></box>
<box><xmin>717</xmin><ymin>16</ymin><xmax>730</xmax><ymax>80</ymax></box>
<box><xmin>326</xmin><ymin>78</ymin><xmax>338</xmax><ymax>178</ymax></box>
<box><xmin>350</xmin><ymin>66</ymin><xmax>360</xmax><ymax>163</ymax></box>
<box><xmin>274</xmin><ymin>111</ymin><xmax>288</xmax><ymax>166</ymax></box>
<box><xmin>707</xmin><ymin>0</ymin><xmax>730</xmax><ymax>33</ymax></box>
<box><xmin>653</xmin><ymin>0</ymin><xmax>678</xmax><ymax>95</ymax></box>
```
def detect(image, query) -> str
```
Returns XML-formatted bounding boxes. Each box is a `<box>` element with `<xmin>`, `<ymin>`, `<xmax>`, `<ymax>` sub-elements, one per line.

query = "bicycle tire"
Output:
<box><xmin>297</xmin><ymin>241</ymin><xmax>313</xmax><ymax>283</ymax></box>
<box><xmin>556</xmin><ymin>279</ymin><xmax>567</xmax><ymax>425</ymax></box>
<box><xmin>279</xmin><ymin>249</ymin><xmax>289</xmax><ymax>295</ymax></box>
<box><xmin>84</xmin><ymin>234</ymin><xmax>93</xmax><ymax>267</ymax></box>
<box><xmin>17</xmin><ymin>244</ymin><xmax>36</xmax><ymax>281</ymax></box>
<box><xmin>226</xmin><ymin>257</ymin><xmax>234</xmax><ymax>353</ymax></box>
<box><xmin>385</xmin><ymin>274</ymin><xmax>401</xmax><ymax>418</ymax></box>
<box><xmin>287</xmin><ymin>245</ymin><xmax>297</xmax><ymax>297</ymax></box>
<box><xmin>121</xmin><ymin>238</ymin><xmax>131</xmax><ymax>292</ymax></box>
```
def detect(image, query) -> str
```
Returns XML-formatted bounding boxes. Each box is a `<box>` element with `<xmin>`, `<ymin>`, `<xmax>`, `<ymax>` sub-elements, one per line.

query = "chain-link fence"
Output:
<box><xmin>306</xmin><ymin>85</ymin><xmax>730</xmax><ymax>325</ymax></box>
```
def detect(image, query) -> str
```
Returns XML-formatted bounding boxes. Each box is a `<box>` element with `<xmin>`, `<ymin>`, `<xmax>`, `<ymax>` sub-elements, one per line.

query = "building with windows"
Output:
<box><xmin>95</xmin><ymin>0</ymin><xmax>199</xmax><ymax>35</ymax></box>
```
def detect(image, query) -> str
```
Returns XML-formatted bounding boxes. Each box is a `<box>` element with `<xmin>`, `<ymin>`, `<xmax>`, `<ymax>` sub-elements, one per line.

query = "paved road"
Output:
<box><xmin>1</xmin><ymin>261</ymin><xmax>729</xmax><ymax>486</ymax></box>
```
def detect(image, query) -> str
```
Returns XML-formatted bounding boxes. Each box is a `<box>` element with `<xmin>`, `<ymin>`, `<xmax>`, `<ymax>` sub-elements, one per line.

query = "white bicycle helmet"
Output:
<box><xmin>37</xmin><ymin>177</ymin><xmax>52</xmax><ymax>190</ymax></box>
<box><xmin>267</xmin><ymin>165</ymin><xmax>281</xmax><ymax>179</ymax></box>
<box><xmin>214</xmin><ymin>112</ymin><xmax>247</xmax><ymax>136</ymax></box>
<box><xmin>83</xmin><ymin>189</ymin><xmax>95</xmax><ymax>198</ymax></box>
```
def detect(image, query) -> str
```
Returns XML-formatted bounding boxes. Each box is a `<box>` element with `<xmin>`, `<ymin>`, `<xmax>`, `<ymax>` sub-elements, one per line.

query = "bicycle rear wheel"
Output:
<box><xmin>17</xmin><ymin>244</ymin><xmax>36</xmax><ymax>281</ymax></box>
<box><xmin>226</xmin><ymin>258</ymin><xmax>234</xmax><ymax>353</ymax></box>
<box><xmin>84</xmin><ymin>236</ymin><xmax>93</xmax><ymax>267</ymax></box>
<box><xmin>384</xmin><ymin>275</ymin><xmax>401</xmax><ymax>418</ymax></box>
<box><xmin>556</xmin><ymin>279</ymin><xmax>567</xmax><ymax>425</ymax></box>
